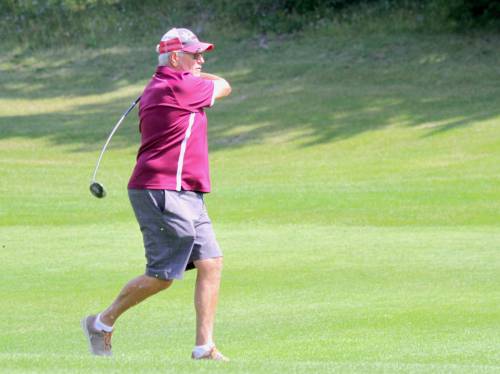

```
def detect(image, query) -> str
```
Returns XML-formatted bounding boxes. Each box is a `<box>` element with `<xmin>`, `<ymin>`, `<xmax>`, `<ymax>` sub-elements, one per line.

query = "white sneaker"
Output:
<box><xmin>81</xmin><ymin>315</ymin><xmax>113</xmax><ymax>356</ymax></box>
<box><xmin>191</xmin><ymin>346</ymin><xmax>229</xmax><ymax>361</ymax></box>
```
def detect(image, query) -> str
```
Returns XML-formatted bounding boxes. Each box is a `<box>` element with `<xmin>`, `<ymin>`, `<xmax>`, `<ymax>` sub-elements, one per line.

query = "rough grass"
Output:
<box><xmin>0</xmin><ymin>21</ymin><xmax>499</xmax><ymax>373</ymax></box>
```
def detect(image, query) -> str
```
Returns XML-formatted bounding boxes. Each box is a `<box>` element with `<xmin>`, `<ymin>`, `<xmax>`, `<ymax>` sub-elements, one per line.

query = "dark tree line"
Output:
<box><xmin>1</xmin><ymin>0</ymin><xmax>498</xmax><ymax>48</ymax></box>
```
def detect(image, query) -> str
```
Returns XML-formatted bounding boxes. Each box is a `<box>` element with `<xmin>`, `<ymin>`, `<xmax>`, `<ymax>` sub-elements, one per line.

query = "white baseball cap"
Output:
<box><xmin>156</xmin><ymin>28</ymin><xmax>214</xmax><ymax>54</ymax></box>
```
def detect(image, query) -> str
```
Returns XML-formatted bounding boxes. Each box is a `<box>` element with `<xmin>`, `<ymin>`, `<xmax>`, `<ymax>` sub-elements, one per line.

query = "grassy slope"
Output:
<box><xmin>1</xmin><ymin>30</ymin><xmax>499</xmax><ymax>227</ymax></box>
<box><xmin>0</xmin><ymin>21</ymin><xmax>499</xmax><ymax>373</ymax></box>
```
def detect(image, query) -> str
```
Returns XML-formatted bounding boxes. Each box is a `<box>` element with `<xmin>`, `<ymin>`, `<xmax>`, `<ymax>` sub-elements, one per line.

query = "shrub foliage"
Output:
<box><xmin>1</xmin><ymin>0</ymin><xmax>498</xmax><ymax>48</ymax></box>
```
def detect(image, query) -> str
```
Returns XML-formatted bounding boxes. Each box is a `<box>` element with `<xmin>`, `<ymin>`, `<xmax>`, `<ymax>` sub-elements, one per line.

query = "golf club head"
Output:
<box><xmin>89</xmin><ymin>182</ymin><xmax>106</xmax><ymax>198</ymax></box>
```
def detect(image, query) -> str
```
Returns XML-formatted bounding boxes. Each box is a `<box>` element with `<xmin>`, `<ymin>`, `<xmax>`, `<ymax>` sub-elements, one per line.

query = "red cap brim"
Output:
<box><xmin>182</xmin><ymin>42</ymin><xmax>214</xmax><ymax>53</ymax></box>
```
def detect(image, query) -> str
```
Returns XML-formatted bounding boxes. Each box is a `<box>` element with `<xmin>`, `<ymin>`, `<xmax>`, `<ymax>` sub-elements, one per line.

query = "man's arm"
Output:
<box><xmin>200</xmin><ymin>72</ymin><xmax>232</xmax><ymax>99</ymax></box>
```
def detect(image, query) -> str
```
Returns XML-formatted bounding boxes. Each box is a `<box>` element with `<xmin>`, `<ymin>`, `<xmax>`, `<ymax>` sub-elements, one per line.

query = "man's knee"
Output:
<box><xmin>158</xmin><ymin>278</ymin><xmax>173</xmax><ymax>290</ymax></box>
<box><xmin>144</xmin><ymin>275</ymin><xmax>173</xmax><ymax>291</ymax></box>
<box><xmin>195</xmin><ymin>257</ymin><xmax>223</xmax><ymax>278</ymax></box>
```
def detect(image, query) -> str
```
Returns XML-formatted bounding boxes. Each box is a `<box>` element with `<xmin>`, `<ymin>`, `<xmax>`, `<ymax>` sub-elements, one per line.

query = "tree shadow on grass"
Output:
<box><xmin>208</xmin><ymin>32</ymin><xmax>500</xmax><ymax>150</ymax></box>
<box><xmin>208</xmin><ymin>80</ymin><xmax>499</xmax><ymax>151</ymax></box>
<box><xmin>0</xmin><ymin>101</ymin><xmax>142</xmax><ymax>152</ymax></box>
<box><xmin>0</xmin><ymin>33</ymin><xmax>499</xmax><ymax>152</ymax></box>
<box><xmin>0</xmin><ymin>46</ymin><xmax>155</xmax><ymax>100</ymax></box>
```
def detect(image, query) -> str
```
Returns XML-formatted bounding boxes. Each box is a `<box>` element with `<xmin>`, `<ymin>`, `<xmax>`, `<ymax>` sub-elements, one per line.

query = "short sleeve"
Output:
<box><xmin>173</xmin><ymin>73</ymin><xmax>215</xmax><ymax>111</ymax></box>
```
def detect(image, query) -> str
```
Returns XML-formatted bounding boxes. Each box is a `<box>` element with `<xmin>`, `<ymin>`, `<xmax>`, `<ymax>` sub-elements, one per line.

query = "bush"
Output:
<box><xmin>1</xmin><ymin>0</ymin><xmax>498</xmax><ymax>49</ymax></box>
<box><xmin>443</xmin><ymin>0</ymin><xmax>500</xmax><ymax>30</ymax></box>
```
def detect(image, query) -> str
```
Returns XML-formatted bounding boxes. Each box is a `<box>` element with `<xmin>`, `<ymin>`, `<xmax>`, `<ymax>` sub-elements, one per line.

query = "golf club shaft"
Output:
<box><xmin>91</xmin><ymin>95</ymin><xmax>141</xmax><ymax>182</ymax></box>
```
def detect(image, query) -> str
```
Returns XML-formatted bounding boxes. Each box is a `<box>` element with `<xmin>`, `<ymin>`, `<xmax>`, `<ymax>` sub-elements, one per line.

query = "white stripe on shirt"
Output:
<box><xmin>210</xmin><ymin>84</ymin><xmax>216</xmax><ymax>107</ymax></box>
<box><xmin>176</xmin><ymin>112</ymin><xmax>196</xmax><ymax>191</ymax></box>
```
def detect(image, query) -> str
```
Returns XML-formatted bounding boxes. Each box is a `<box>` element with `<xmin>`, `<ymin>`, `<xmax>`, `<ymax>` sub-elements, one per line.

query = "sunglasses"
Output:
<box><xmin>182</xmin><ymin>52</ymin><xmax>204</xmax><ymax>60</ymax></box>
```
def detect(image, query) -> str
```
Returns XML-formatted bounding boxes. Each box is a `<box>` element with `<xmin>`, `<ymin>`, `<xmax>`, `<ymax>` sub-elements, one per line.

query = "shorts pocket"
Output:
<box><xmin>148</xmin><ymin>189</ymin><xmax>166</xmax><ymax>213</ymax></box>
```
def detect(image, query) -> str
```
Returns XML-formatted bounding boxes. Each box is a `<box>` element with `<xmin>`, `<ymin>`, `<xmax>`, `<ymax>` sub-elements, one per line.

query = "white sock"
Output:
<box><xmin>192</xmin><ymin>342</ymin><xmax>214</xmax><ymax>358</ymax></box>
<box><xmin>94</xmin><ymin>313</ymin><xmax>113</xmax><ymax>332</ymax></box>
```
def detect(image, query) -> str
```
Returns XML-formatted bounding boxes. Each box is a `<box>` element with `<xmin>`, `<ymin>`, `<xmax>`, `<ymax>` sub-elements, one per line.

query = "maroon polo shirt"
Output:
<box><xmin>128</xmin><ymin>66</ymin><xmax>215</xmax><ymax>192</ymax></box>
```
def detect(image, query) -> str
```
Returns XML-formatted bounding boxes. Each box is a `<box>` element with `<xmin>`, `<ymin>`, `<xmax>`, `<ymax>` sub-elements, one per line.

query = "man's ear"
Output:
<box><xmin>169</xmin><ymin>52</ymin><xmax>179</xmax><ymax>68</ymax></box>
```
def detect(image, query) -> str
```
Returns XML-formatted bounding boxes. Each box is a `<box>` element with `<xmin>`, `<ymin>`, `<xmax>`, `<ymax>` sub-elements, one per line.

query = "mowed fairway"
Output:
<box><xmin>0</xmin><ymin>27</ymin><xmax>499</xmax><ymax>373</ymax></box>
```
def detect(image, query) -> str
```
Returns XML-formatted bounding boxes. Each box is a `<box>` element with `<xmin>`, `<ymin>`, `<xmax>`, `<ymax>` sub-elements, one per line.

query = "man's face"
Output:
<box><xmin>176</xmin><ymin>52</ymin><xmax>205</xmax><ymax>76</ymax></box>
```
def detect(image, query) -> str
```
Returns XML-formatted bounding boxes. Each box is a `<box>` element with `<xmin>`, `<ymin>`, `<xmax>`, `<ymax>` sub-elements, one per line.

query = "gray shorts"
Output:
<box><xmin>128</xmin><ymin>189</ymin><xmax>222</xmax><ymax>280</ymax></box>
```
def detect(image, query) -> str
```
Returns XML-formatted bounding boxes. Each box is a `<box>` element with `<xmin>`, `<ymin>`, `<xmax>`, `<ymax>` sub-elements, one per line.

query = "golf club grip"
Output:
<box><xmin>91</xmin><ymin>95</ymin><xmax>141</xmax><ymax>182</ymax></box>
<box><xmin>123</xmin><ymin>96</ymin><xmax>142</xmax><ymax>117</ymax></box>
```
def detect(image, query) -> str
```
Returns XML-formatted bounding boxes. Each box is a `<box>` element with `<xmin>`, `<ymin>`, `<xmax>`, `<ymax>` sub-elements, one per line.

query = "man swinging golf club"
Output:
<box><xmin>82</xmin><ymin>27</ymin><xmax>232</xmax><ymax>361</ymax></box>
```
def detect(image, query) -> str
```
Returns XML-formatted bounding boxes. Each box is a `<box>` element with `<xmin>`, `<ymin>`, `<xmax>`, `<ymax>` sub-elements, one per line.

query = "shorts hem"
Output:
<box><xmin>190</xmin><ymin>254</ymin><xmax>223</xmax><ymax>263</ymax></box>
<box><xmin>145</xmin><ymin>268</ymin><xmax>181</xmax><ymax>281</ymax></box>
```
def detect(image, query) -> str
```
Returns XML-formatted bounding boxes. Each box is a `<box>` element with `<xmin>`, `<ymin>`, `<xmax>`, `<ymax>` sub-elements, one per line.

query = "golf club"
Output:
<box><xmin>90</xmin><ymin>95</ymin><xmax>141</xmax><ymax>198</ymax></box>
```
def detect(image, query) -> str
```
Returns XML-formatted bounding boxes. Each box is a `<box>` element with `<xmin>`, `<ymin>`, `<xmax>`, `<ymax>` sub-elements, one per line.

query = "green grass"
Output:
<box><xmin>0</xmin><ymin>22</ymin><xmax>499</xmax><ymax>373</ymax></box>
<box><xmin>0</xmin><ymin>224</ymin><xmax>499</xmax><ymax>372</ymax></box>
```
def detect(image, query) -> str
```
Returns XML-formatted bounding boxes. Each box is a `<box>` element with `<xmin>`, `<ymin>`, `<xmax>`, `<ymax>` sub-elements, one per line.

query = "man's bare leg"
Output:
<box><xmin>100</xmin><ymin>275</ymin><xmax>173</xmax><ymax>326</ymax></box>
<box><xmin>193</xmin><ymin>257</ymin><xmax>223</xmax><ymax>346</ymax></box>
